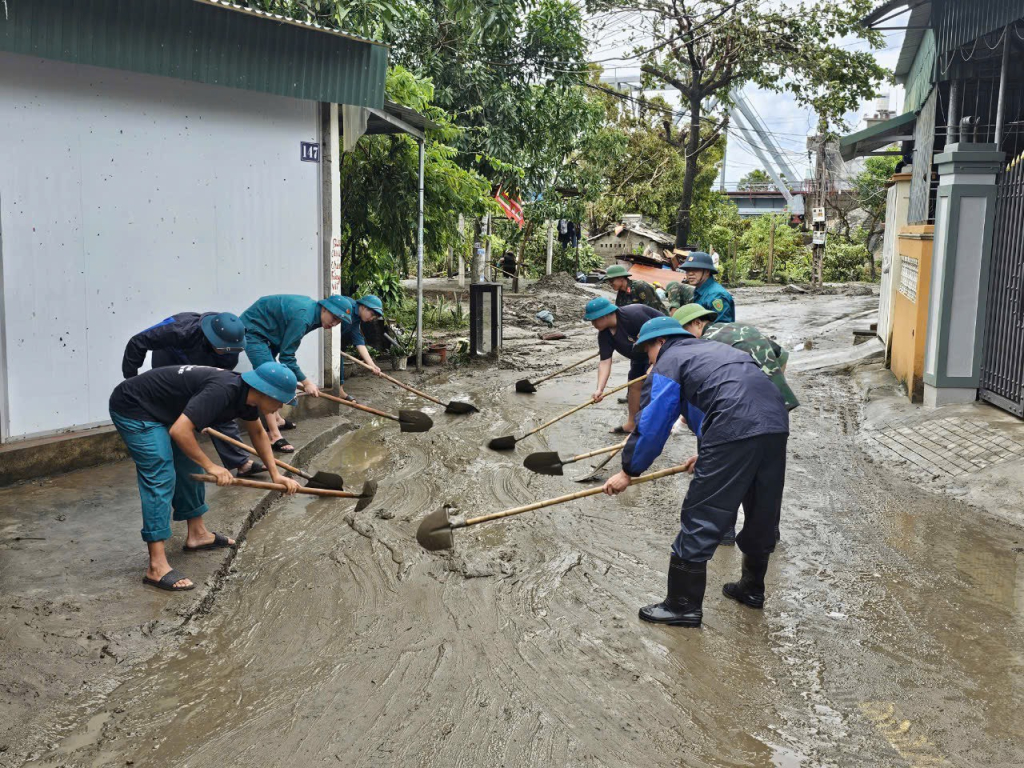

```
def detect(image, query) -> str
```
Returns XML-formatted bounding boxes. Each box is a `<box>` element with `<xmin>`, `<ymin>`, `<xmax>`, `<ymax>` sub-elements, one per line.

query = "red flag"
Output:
<box><xmin>495</xmin><ymin>188</ymin><xmax>524</xmax><ymax>228</ymax></box>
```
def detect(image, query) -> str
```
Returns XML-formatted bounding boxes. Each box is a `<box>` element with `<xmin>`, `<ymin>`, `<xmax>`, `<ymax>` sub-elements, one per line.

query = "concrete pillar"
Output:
<box><xmin>922</xmin><ymin>142</ymin><xmax>1005</xmax><ymax>407</ymax></box>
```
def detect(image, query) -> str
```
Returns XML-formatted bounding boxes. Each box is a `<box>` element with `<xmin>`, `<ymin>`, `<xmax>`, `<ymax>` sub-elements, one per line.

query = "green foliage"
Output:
<box><xmin>552</xmin><ymin>241</ymin><xmax>604</xmax><ymax>276</ymax></box>
<box><xmin>335</xmin><ymin>66</ymin><xmax>494</xmax><ymax>297</ymax></box>
<box><xmin>824</xmin><ymin>230</ymin><xmax>871</xmax><ymax>282</ymax></box>
<box><xmin>737</xmin><ymin>170</ymin><xmax>784</xmax><ymax>191</ymax></box>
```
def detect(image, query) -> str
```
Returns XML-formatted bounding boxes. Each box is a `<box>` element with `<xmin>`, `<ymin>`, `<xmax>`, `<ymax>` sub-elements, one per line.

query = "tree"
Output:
<box><xmin>587</xmin><ymin>0</ymin><xmax>889</xmax><ymax>250</ymax></box>
<box><xmin>737</xmin><ymin>169</ymin><xmax>784</xmax><ymax>191</ymax></box>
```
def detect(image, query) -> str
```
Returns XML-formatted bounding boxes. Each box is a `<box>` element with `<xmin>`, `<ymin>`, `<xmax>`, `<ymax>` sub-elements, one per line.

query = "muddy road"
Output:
<box><xmin>28</xmin><ymin>289</ymin><xmax>1024</xmax><ymax>767</ymax></box>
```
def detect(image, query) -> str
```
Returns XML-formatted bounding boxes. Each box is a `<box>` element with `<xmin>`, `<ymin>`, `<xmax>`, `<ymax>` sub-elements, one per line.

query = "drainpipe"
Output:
<box><xmin>995</xmin><ymin>24</ymin><xmax>1011</xmax><ymax>147</ymax></box>
<box><xmin>947</xmin><ymin>78</ymin><xmax>961</xmax><ymax>145</ymax></box>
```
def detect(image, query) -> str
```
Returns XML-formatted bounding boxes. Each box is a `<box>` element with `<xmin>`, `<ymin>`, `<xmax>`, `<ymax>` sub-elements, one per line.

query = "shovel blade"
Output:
<box><xmin>522</xmin><ymin>451</ymin><xmax>565</xmax><ymax>476</ymax></box>
<box><xmin>515</xmin><ymin>379</ymin><xmax>537</xmax><ymax>394</ymax></box>
<box><xmin>488</xmin><ymin>435</ymin><xmax>517</xmax><ymax>451</ymax></box>
<box><xmin>444</xmin><ymin>400</ymin><xmax>479</xmax><ymax>415</ymax></box>
<box><xmin>354</xmin><ymin>480</ymin><xmax>378</xmax><ymax>513</ymax></box>
<box><xmin>416</xmin><ymin>507</ymin><xmax>455</xmax><ymax>551</ymax></box>
<box><xmin>305</xmin><ymin>471</ymin><xmax>345</xmax><ymax>491</ymax></box>
<box><xmin>398</xmin><ymin>409</ymin><xmax>433</xmax><ymax>433</ymax></box>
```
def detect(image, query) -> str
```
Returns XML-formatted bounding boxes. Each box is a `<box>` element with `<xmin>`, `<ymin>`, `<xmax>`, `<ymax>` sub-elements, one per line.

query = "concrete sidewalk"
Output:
<box><xmin>0</xmin><ymin>397</ymin><xmax>359</xmax><ymax>761</ymax></box>
<box><xmin>855</xmin><ymin>361</ymin><xmax>1024</xmax><ymax>530</ymax></box>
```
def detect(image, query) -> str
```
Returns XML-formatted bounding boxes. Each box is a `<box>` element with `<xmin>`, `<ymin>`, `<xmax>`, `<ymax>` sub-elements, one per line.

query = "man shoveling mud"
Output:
<box><xmin>584</xmin><ymin>297</ymin><xmax>663</xmax><ymax>434</ymax></box>
<box><xmin>603</xmin><ymin>316</ymin><xmax>789</xmax><ymax>628</ymax></box>
<box><xmin>122</xmin><ymin>311</ymin><xmax>267</xmax><ymax>479</ymax></box>
<box><xmin>109</xmin><ymin>362</ymin><xmax>301</xmax><ymax>592</ymax></box>
<box><xmin>672</xmin><ymin>302</ymin><xmax>798</xmax><ymax>545</ymax></box>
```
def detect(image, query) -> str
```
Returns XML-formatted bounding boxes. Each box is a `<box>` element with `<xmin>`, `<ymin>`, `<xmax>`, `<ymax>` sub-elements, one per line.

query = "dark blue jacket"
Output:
<box><xmin>622</xmin><ymin>336</ymin><xmax>789</xmax><ymax>476</ymax></box>
<box><xmin>122</xmin><ymin>312</ymin><xmax>238</xmax><ymax>379</ymax></box>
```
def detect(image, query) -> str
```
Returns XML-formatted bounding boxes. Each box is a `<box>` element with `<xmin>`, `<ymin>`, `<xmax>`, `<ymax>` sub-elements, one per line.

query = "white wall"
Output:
<box><xmin>0</xmin><ymin>53</ymin><xmax>323</xmax><ymax>441</ymax></box>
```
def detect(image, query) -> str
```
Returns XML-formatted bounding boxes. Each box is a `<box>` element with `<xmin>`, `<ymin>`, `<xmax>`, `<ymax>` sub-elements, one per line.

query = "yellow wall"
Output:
<box><xmin>889</xmin><ymin>225</ymin><xmax>934</xmax><ymax>400</ymax></box>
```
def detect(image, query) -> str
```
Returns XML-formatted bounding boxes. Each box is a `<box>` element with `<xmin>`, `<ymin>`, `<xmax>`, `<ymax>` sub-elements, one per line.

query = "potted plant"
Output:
<box><xmin>387</xmin><ymin>330</ymin><xmax>414</xmax><ymax>371</ymax></box>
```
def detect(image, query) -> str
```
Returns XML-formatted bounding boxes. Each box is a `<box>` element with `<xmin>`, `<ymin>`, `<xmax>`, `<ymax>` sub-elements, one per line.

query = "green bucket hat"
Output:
<box><xmin>602</xmin><ymin>264</ymin><xmax>632</xmax><ymax>281</ymax></box>
<box><xmin>356</xmin><ymin>295</ymin><xmax>384</xmax><ymax>317</ymax></box>
<box><xmin>672</xmin><ymin>303</ymin><xmax>718</xmax><ymax>326</ymax></box>
<box><xmin>633</xmin><ymin>316</ymin><xmax>690</xmax><ymax>350</ymax></box>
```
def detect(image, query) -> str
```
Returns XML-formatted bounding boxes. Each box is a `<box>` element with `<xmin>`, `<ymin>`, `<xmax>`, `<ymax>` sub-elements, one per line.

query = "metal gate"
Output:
<box><xmin>980</xmin><ymin>152</ymin><xmax>1024</xmax><ymax>416</ymax></box>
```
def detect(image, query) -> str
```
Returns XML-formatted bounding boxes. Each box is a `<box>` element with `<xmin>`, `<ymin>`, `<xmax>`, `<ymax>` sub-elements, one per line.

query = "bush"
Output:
<box><xmin>823</xmin><ymin>238</ymin><xmax>870</xmax><ymax>282</ymax></box>
<box><xmin>552</xmin><ymin>240</ymin><xmax>604</xmax><ymax>275</ymax></box>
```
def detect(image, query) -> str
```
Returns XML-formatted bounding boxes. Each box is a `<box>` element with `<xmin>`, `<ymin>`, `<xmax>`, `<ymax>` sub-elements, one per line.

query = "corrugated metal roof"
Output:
<box><xmin>933</xmin><ymin>0</ymin><xmax>1024</xmax><ymax>53</ymax></box>
<box><xmin>197</xmin><ymin>0</ymin><xmax>385</xmax><ymax>46</ymax></box>
<box><xmin>839</xmin><ymin>110</ymin><xmax>917</xmax><ymax>161</ymax></box>
<box><xmin>0</xmin><ymin>0</ymin><xmax>387</xmax><ymax>107</ymax></box>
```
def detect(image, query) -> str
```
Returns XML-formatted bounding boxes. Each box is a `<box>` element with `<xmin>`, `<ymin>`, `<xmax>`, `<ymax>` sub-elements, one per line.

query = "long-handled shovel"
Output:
<box><xmin>191</xmin><ymin>474</ymin><xmax>378</xmax><ymax>512</ymax></box>
<box><xmin>515</xmin><ymin>351</ymin><xmax>600</xmax><ymax>394</ymax></box>
<box><xmin>488</xmin><ymin>374</ymin><xmax>646</xmax><ymax>451</ymax></box>
<box><xmin>317</xmin><ymin>390</ymin><xmax>433</xmax><ymax>433</ymax></box>
<box><xmin>574</xmin><ymin>441</ymin><xmax>626</xmax><ymax>483</ymax></box>
<box><xmin>523</xmin><ymin>441</ymin><xmax>624</xmax><ymax>476</ymax></box>
<box><xmin>203</xmin><ymin>428</ymin><xmax>345</xmax><ymax>491</ymax></box>
<box><xmin>417</xmin><ymin>462</ymin><xmax>691</xmax><ymax>551</ymax></box>
<box><xmin>339</xmin><ymin>350</ymin><xmax>478</xmax><ymax>414</ymax></box>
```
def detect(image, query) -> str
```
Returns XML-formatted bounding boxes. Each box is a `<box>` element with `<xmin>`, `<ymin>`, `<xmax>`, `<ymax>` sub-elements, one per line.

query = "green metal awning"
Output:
<box><xmin>839</xmin><ymin>110</ymin><xmax>917</xmax><ymax>161</ymax></box>
<box><xmin>0</xmin><ymin>0</ymin><xmax>387</xmax><ymax>107</ymax></box>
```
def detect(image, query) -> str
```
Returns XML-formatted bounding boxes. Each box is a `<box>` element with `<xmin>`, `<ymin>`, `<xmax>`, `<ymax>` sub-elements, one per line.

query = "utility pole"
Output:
<box><xmin>810</xmin><ymin>122</ymin><xmax>827</xmax><ymax>288</ymax></box>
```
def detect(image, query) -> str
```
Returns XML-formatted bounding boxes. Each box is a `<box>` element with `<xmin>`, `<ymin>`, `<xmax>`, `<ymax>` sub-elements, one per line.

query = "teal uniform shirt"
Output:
<box><xmin>692</xmin><ymin>277</ymin><xmax>735</xmax><ymax>323</ymax></box>
<box><xmin>331</xmin><ymin>295</ymin><xmax>366</xmax><ymax>348</ymax></box>
<box><xmin>240</xmin><ymin>295</ymin><xmax>324</xmax><ymax>382</ymax></box>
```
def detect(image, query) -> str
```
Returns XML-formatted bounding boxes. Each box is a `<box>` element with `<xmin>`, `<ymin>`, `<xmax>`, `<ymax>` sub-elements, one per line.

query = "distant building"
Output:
<box><xmin>588</xmin><ymin>215</ymin><xmax>675</xmax><ymax>268</ymax></box>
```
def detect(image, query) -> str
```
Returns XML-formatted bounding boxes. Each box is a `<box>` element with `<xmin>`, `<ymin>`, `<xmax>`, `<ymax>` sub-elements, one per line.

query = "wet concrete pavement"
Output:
<box><xmin>7</xmin><ymin>287</ymin><xmax>1024</xmax><ymax>767</ymax></box>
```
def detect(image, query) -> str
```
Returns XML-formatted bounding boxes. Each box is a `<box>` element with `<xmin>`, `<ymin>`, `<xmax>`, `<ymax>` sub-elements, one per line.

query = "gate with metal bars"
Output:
<box><xmin>980</xmin><ymin>152</ymin><xmax>1024</xmax><ymax>416</ymax></box>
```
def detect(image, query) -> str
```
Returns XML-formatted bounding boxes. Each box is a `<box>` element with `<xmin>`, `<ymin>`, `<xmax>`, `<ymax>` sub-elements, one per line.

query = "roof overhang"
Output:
<box><xmin>0</xmin><ymin>0</ymin><xmax>387</xmax><ymax>107</ymax></box>
<box><xmin>839</xmin><ymin>110</ymin><xmax>917</xmax><ymax>161</ymax></box>
<box><xmin>861</xmin><ymin>1</ymin><xmax>933</xmax><ymax>80</ymax></box>
<box><xmin>365</xmin><ymin>100</ymin><xmax>439</xmax><ymax>140</ymax></box>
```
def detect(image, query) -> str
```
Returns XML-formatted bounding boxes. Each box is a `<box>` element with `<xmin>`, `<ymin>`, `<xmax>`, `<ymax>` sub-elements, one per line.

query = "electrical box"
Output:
<box><xmin>812</xmin><ymin>231</ymin><xmax>827</xmax><ymax>245</ymax></box>
<box><xmin>470</xmin><ymin>282</ymin><xmax>503</xmax><ymax>358</ymax></box>
<box><xmin>812</xmin><ymin>207</ymin><xmax>826</xmax><ymax>223</ymax></box>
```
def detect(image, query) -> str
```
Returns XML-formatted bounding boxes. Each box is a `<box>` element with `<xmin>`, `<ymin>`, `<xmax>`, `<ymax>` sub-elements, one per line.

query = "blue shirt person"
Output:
<box><xmin>679</xmin><ymin>251</ymin><xmax>735</xmax><ymax>323</ymax></box>
<box><xmin>240</xmin><ymin>294</ymin><xmax>384</xmax><ymax>452</ymax></box>
<box><xmin>602</xmin><ymin>316</ymin><xmax>788</xmax><ymax>628</ymax></box>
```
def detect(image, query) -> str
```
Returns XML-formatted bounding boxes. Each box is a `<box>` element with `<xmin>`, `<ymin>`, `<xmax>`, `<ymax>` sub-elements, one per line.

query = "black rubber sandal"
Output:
<box><xmin>236</xmin><ymin>462</ymin><xmax>268</xmax><ymax>478</ymax></box>
<box><xmin>142</xmin><ymin>569</ymin><xmax>195</xmax><ymax>592</ymax></box>
<box><xmin>610</xmin><ymin>425</ymin><xmax>631</xmax><ymax>435</ymax></box>
<box><xmin>279</xmin><ymin>419</ymin><xmax>298</xmax><ymax>431</ymax></box>
<box><xmin>272</xmin><ymin>438</ymin><xmax>295</xmax><ymax>453</ymax></box>
<box><xmin>183</xmin><ymin>532</ymin><xmax>235</xmax><ymax>553</ymax></box>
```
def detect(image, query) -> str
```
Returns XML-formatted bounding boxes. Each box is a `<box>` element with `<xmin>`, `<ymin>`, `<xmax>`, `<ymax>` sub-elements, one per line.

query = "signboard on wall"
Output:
<box><xmin>330</xmin><ymin>238</ymin><xmax>342</xmax><ymax>294</ymax></box>
<box><xmin>300</xmin><ymin>141</ymin><xmax>320</xmax><ymax>163</ymax></box>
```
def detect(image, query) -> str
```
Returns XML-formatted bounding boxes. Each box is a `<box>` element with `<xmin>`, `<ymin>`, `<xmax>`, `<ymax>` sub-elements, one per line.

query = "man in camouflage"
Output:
<box><xmin>672</xmin><ymin>303</ymin><xmax>798</xmax><ymax>543</ymax></box>
<box><xmin>664</xmin><ymin>281</ymin><xmax>695</xmax><ymax>312</ymax></box>
<box><xmin>603</xmin><ymin>264</ymin><xmax>667</xmax><ymax>313</ymax></box>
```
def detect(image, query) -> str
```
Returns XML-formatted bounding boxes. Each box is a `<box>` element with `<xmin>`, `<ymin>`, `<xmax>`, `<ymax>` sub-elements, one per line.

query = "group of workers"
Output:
<box><xmin>111</xmin><ymin>293</ymin><xmax>385</xmax><ymax>591</ymax></box>
<box><xmin>588</xmin><ymin>251</ymin><xmax>797</xmax><ymax>627</ymax></box>
<box><xmin>110</xmin><ymin>249</ymin><xmax>793</xmax><ymax>630</ymax></box>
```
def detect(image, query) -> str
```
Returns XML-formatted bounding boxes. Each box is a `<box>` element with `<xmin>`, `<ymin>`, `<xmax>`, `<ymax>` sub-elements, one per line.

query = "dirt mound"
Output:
<box><xmin>527</xmin><ymin>271</ymin><xmax>592</xmax><ymax>298</ymax></box>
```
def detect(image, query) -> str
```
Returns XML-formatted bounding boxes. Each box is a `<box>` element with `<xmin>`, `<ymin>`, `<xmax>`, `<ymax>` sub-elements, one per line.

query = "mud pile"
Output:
<box><xmin>505</xmin><ymin>272</ymin><xmax>598</xmax><ymax>328</ymax></box>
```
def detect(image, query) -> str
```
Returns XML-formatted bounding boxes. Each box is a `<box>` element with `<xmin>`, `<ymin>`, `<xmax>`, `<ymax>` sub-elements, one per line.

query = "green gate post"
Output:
<box><xmin>922</xmin><ymin>142</ymin><xmax>1005</xmax><ymax>407</ymax></box>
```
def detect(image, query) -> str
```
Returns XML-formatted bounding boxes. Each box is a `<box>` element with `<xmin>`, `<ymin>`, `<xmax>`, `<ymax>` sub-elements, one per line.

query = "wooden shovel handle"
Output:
<box><xmin>203</xmin><ymin>428</ymin><xmax>311</xmax><ymax>480</ymax></box>
<box><xmin>464</xmin><ymin>462</ymin><xmax>689</xmax><ymax>526</ymax></box>
<box><xmin>568</xmin><ymin>439</ymin><xmax>629</xmax><ymax>464</ymax></box>
<box><xmin>316</xmin><ymin>390</ymin><xmax>398</xmax><ymax>421</ymax></box>
<box><xmin>523</xmin><ymin>374</ymin><xmax>646</xmax><ymax>440</ymax></box>
<box><xmin>533</xmin><ymin>351</ymin><xmax>601</xmax><ymax>385</ymax></box>
<box><xmin>340</xmin><ymin>350</ymin><xmax>444</xmax><ymax>406</ymax></box>
<box><xmin>190</xmin><ymin>473</ymin><xmax>358</xmax><ymax>498</ymax></box>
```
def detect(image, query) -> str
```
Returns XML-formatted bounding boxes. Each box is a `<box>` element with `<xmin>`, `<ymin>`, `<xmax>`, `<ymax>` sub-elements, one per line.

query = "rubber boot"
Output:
<box><xmin>722</xmin><ymin>554</ymin><xmax>769</xmax><ymax>609</ymax></box>
<box><xmin>720</xmin><ymin>526</ymin><xmax>737</xmax><ymax>546</ymax></box>
<box><xmin>639</xmin><ymin>556</ymin><xmax>706</xmax><ymax>627</ymax></box>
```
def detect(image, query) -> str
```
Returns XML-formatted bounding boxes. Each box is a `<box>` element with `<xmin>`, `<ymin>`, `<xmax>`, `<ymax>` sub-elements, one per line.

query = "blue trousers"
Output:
<box><xmin>673</xmin><ymin>433</ymin><xmax>787</xmax><ymax>562</ymax></box>
<box><xmin>110</xmin><ymin>411</ymin><xmax>209</xmax><ymax>543</ymax></box>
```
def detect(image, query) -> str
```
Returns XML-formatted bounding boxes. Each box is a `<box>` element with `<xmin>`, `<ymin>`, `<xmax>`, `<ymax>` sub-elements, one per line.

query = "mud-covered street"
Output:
<box><xmin>13</xmin><ymin>287</ymin><xmax>1024</xmax><ymax>768</ymax></box>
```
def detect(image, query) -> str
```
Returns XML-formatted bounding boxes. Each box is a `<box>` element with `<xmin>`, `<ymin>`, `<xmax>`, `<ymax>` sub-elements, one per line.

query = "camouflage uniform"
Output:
<box><xmin>664</xmin><ymin>281</ymin><xmax>695</xmax><ymax>311</ymax></box>
<box><xmin>615</xmin><ymin>279</ymin><xmax>667</xmax><ymax>314</ymax></box>
<box><xmin>704</xmin><ymin>322</ymin><xmax>799</xmax><ymax>410</ymax></box>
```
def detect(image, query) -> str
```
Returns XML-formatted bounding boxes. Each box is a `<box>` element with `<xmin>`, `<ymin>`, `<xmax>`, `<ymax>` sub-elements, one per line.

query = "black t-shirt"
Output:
<box><xmin>598</xmin><ymin>304</ymin><xmax>664</xmax><ymax>360</ymax></box>
<box><xmin>109</xmin><ymin>365</ymin><xmax>259</xmax><ymax>428</ymax></box>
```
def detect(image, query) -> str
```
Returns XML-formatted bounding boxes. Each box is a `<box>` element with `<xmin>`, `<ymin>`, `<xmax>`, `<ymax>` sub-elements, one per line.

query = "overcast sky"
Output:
<box><xmin>585</xmin><ymin>6</ymin><xmax>911</xmax><ymax>188</ymax></box>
